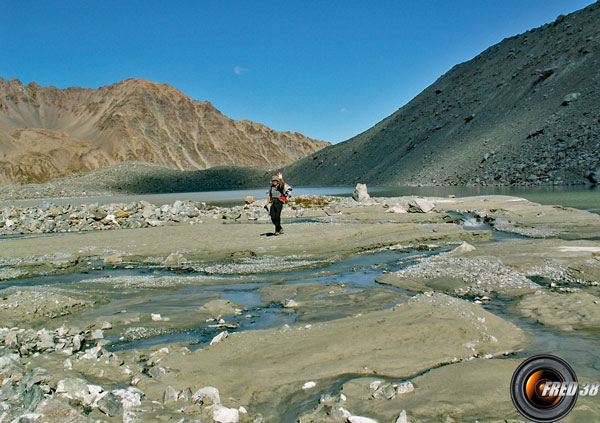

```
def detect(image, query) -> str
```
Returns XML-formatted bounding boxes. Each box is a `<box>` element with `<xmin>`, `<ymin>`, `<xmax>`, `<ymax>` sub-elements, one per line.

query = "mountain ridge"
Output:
<box><xmin>283</xmin><ymin>1</ymin><xmax>600</xmax><ymax>186</ymax></box>
<box><xmin>0</xmin><ymin>77</ymin><xmax>329</xmax><ymax>184</ymax></box>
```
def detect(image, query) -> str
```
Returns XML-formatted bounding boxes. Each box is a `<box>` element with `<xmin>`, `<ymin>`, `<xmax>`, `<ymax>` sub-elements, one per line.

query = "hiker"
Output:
<box><xmin>265</xmin><ymin>172</ymin><xmax>289</xmax><ymax>235</ymax></box>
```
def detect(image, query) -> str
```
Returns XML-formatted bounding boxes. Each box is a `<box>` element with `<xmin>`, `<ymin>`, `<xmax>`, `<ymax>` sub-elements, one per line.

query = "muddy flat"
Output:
<box><xmin>1</xmin><ymin>195</ymin><xmax>599</xmax><ymax>423</ymax></box>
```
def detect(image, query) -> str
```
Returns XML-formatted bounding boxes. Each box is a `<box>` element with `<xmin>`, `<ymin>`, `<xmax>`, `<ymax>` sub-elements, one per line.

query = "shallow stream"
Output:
<box><xmin>5</xmin><ymin>230</ymin><xmax>599</xmax><ymax>374</ymax></box>
<box><xmin>2</xmin><ymin>213</ymin><xmax>599</xmax><ymax>418</ymax></box>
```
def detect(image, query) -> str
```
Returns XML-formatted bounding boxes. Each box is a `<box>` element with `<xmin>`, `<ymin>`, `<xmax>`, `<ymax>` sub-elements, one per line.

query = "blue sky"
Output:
<box><xmin>1</xmin><ymin>0</ymin><xmax>594</xmax><ymax>143</ymax></box>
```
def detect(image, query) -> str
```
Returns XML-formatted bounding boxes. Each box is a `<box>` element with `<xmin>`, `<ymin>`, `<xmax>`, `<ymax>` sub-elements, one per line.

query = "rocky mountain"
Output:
<box><xmin>284</xmin><ymin>1</ymin><xmax>600</xmax><ymax>186</ymax></box>
<box><xmin>0</xmin><ymin>78</ymin><xmax>329</xmax><ymax>184</ymax></box>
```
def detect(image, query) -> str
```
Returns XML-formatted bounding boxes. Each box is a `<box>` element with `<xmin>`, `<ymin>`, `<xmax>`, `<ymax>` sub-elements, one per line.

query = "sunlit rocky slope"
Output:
<box><xmin>0</xmin><ymin>78</ymin><xmax>329</xmax><ymax>184</ymax></box>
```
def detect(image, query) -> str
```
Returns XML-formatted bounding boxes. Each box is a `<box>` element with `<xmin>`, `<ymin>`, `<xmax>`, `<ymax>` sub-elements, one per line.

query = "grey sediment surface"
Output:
<box><xmin>1</xmin><ymin>194</ymin><xmax>599</xmax><ymax>422</ymax></box>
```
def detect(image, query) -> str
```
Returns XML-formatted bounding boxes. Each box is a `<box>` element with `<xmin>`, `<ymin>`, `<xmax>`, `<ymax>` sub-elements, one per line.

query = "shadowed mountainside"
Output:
<box><xmin>283</xmin><ymin>1</ymin><xmax>600</xmax><ymax>187</ymax></box>
<box><xmin>0</xmin><ymin>161</ymin><xmax>270</xmax><ymax>201</ymax></box>
<box><xmin>0</xmin><ymin>78</ymin><xmax>329</xmax><ymax>185</ymax></box>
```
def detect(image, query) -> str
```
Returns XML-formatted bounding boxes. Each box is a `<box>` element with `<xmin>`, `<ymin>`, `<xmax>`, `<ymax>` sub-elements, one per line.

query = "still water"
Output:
<box><xmin>3</xmin><ymin>185</ymin><xmax>599</xmax><ymax>213</ymax></box>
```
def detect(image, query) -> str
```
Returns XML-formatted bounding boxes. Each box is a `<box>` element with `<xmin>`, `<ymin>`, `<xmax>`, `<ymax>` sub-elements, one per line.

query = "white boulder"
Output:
<box><xmin>352</xmin><ymin>184</ymin><xmax>370</xmax><ymax>202</ymax></box>
<box><xmin>192</xmin><ymin>386</ymin><xmax>221</xmax><ymax>405</ymax></box>
<box><xmin>210</xmin><ymin>331</ymin><xmax>229</xmax><ymax>346</ymax></box>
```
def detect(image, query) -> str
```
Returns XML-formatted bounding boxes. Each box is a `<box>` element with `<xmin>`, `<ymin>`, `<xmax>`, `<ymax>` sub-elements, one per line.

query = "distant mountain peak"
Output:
<box><xmin>0</xmin><ymin>77</ymin><xmax>329</xmax><ymax>185</ymax></box>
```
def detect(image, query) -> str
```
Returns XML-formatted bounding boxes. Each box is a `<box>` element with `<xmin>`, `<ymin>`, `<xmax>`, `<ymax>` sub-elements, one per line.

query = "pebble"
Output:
<box><xmin>332</xmin><ymin>407</ymin><xmax>351</xmax><ymax>419</ymax></box>
<box><xmin>192</xmin><ymin>386</ymin><xmax>221</xmax><ymax>405</ymax></box>
<box><xmin>372</xmin><ymin>383</ymin><xmax>396</xmax><ymax>400</ymax></box>
<box><xmin>369</xmin><ymin>380</ymin><xmax>382</xmax><ymax>390</ymax></box>
<box><xmin>163</xmin><ymin>385</ymin><xmax>179</xmax><ymax>404</ymax></box>
<box><xmin>210</xmin><ymin>331</ymin><xmax>229</xmax><ymax>345</ymax></box>
<box><xmin>97</xmin><ymin>391</ymin><xmax>123</xmax><ymax>417</ymax></box>
<box><xmin>348</xmin><ymin>416</ymin><xmax>378</xmax><ymax>423</ymax></box>
<box><xmin>208</xmin><ymin>404</ymin><xmax>240</xmax><ymax>423</ymax></box>
<box><xmin>395</xmin><ymin>381</ymin><xmax>414</xmax><ymax>394</ymax></box>
<box><xmin>302</xmin><ymin>381</ymin><xmax>317</xmax><ymax>390</ymax></box>
<box><xmin>395</xmin><ymin>410</ymin><xmax>408</xmax><ymax>423</ymax></box>
<box><xmin>283</xmin><ymin>299</ymin><xmax>299</xmax><ymax>308</ymax></box>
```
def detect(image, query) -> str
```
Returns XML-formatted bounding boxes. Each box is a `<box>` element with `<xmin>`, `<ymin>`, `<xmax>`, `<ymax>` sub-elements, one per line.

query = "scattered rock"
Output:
<box><xmin>395</xmin><ymin>410</ymin><xmax>408</xmax><ymax>423</ymax></box>
<box><xmin>22</xmin><ymin>384</ymin><xmax>44</xmax><ymax>412</ymax></box>
<box><xmin>372</xmin><ymin>383</ymin><xmax>396</xmax><ymax>400</ymax></box>
<box><xmin>302</xmin><ymin>381</ymin><xmax>316</xmax><ymax>390</ymax></box>
<box><xmin>192</xmin><ymin>386</ymin><xmax>221</xmax><ymax>405</ymax></box>
<box><xmin>97</xmin><ymin>391</ymin><xmax>123</xmax><ymax>416</ymax></box>
<box><xmin>179</xmin><ymin>387</ymin><xmax>193</xmax><ymax>401</ymax></box>
<box><xmin>210</xmin><ymin>331</ymin><xmax>229</xmax><ymax>345</ymax></box>
<box><xmin>104</xmin><ymin>253</ymin><xmax>123</xmax><ymax>265</ymax></box>
<box><xmin>90</xmin><ymin>329</ymin><xmax>104</xmax><ymax>340</ymax></box>
<box><xmin>332</xmin><ymin>407</ymin><xmax>352</xmax><ymax>419</ymax></box>
<box><xmin>395</xmin><ymin>381</ymin><xmax>414</xmax><ymax>394</ymax></box>
<box><xmin>348</xmin><ymin>416</ymin><xmax>378</xmax><ymax>423</ymax></box>
<box><xmin>163</xmin><ymin>385</ymin><xmax>179</xmax><ymax>404</ymax></box>
<box><xmin>243</xmin><ymin>196</ymin><xmax>256</xmax><ymax>204</ymax></box>
<box><xmin>386</xmin><ymin>206</ymin><xmax>407</xmax><ymax>214</ymax></box>
<box><xmin>587</xmin><ymin>167</ymin><xmax>600</xmax><ymax>184</ymax></box>
<box><xmin>164</xmin><ymin>252</ymin><xmax>185</xmax><ymax>266</ymax></box>
<box><xmin>36</xmin><ymin>330</ymin><xmax>55</xmax><ymax>350</ymax></box>
<box><xmin>148</xmin><ymin>366</ymin><xmax>167</xmax><ymax>379</ymax></box>
<box><xmin>208</xmin><ymin>403</ymin><xmax>240</xmax><ymax>423</ymax></box>
<box><xmin>198</xmin><ymin>300</ymin><xmax>241</xmax><ymax>318</ymax></box>
<box><xmin>35</xmin><ymin>399</ymin><xmax>87</xmax><ymax>421</ymax></box>
<box><xmin>561</xmin><ymin>92</ymin><xmax>581</xmax><ymax>106</ymax></box>
<box><xmin>369</xmin><ymin>380</ymin><xmax>382</xmax><ymax>390</ymax></box>
<box><xmin>56</xmin><ymin>378</ymin><xmax>95</xmax><ymax>404</ymax></box>
<box><xmin>451</xmin><ymin>241</ymin><xmax>476</xmax><ymax>254</ymax></box>
<box><xmin>407</xmin><ymin>198</ymin><xmax>435</xmax><ymax>213</ymax></box>
<box><xmin>283</xmin><ymin>299</ymin><xmax>299</xmax><ymax>308</ymax></box>
<box><xmin>325</xmin><ymin>204</ymin><xmax>342</xmax><ymax>215</ymax></box>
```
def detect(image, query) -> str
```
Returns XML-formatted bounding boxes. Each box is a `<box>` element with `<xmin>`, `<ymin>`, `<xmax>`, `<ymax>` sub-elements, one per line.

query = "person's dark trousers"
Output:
<box><xmin>270</xmin><ymin>199</ymin><xmax>283</xmax><ymax>232</ymax></box>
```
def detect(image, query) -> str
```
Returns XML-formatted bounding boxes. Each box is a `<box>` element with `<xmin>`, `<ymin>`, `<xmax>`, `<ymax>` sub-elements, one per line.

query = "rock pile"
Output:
<box><xmin>0</xmin><ymin>320</ymin><xmax>258</xmax><ymax>423</ymax></box>
<box><xmin>0</xmin><ymin>195</ymin><xmax>444</xmax><ymax>237</ymax></box>
<box><xmin>0</xmin><ymin>193</ymin><xmax>454</xmax><ymax>239</ymax></box>
<box><xmin>0</xmin><ymin>327</ymin><xmax>93</xmax><ymax>357</ymax></box>
<box><xmin>0</xmin><ymin>199</ymin><xmax>254</xmax><ymax>236</ymax></box>
<box><xmin>0</xmin><ymin>325</ymin><xmax>145</xmax><ymax>422</ymax></box>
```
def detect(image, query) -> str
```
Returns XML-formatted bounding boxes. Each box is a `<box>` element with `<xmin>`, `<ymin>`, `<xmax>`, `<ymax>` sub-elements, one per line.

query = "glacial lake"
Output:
<box><xmin>3</xmin><ymin>185</ymin><xmax>599</xmax><ymax>214</ymax></box>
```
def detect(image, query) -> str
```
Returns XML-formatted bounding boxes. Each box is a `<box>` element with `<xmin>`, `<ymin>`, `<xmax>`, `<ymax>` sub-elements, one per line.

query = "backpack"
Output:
<box><xmin>283</xmin><ymin>183</ymin><xmax>293</xmax><ymax>199</ymax></box>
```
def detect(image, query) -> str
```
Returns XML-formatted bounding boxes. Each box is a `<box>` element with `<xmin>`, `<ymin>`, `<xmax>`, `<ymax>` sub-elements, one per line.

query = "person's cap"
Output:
<box><xmin>271</xmin><ymin>175</ymin><xmax>280</xmax><ymax>182</ymax></box>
